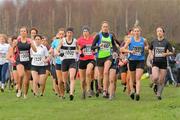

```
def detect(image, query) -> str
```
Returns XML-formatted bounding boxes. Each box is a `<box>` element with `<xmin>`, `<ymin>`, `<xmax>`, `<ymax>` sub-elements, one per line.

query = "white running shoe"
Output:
<box><xmin>23</xmin><ymin>94</ymin><xmax>27</xmax><ymax>99</ymax></box>
<box><xmin>16</xmin><ymin>90</ymin><xmax>22</xmax><ymax>98</ymax></box>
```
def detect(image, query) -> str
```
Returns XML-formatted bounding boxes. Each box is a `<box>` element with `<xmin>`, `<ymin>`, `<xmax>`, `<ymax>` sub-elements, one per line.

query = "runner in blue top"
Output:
<box><xmin>121</xmin><ymin>26</ymin><xmax>149</xmax><ymax>101</ymax></box>
<box><xmin>49</xmin><ymin>28</ymin><xmax>65</xmax><ymax>99</ymax></box>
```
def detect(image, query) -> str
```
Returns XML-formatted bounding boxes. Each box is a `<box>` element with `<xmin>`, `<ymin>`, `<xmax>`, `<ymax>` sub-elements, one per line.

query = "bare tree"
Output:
<box><xmin>0</xmin><ymin>0</ymin><xmax>179</xmax><ymax>44</ymax></box>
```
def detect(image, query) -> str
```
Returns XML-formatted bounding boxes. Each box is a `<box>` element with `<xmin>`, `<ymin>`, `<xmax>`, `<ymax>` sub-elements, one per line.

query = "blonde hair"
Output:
<box><xmin>132</xmin><ymin>26</ymin><xmax>142</xmax><ymax>32</ymax></box>
<box><xmin>0</xmin><ymin>34</ymin><xmax>8</xmax><ymax>42</ymax></box>
<box><xmin>101</xmin><ymin>21</ymin><xmax>109</xmax><ymax>26</ymax></box>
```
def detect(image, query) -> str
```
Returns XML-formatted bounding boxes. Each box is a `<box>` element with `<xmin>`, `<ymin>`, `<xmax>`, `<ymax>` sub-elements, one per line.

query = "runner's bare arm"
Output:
<box><xmin>162</xmin><ymin>49</ymin><xmax>173</xmax><ymax>57</ymax></box>
<box><xmin>144</xmin><ymin>38</ymin><xmax>149</xmax><ymax>51</ymax></box>
<box><xmin>6</xmin><ymin>47</ymin><xmax>14</xmax><ymax>63</ymax></box>
<box><xmin>49</xmin><ymin>47</ymin><xmax>54</xmax><ymax>55</ymax></box>
<box><xmin>120</xmin><ymin>38</ymin><xmax>133</xmax><ymax>54</ymax></box>
<box><xmin>31</xmin><ymin>41</ymin><xmax>37</xmax><ymax>52</ymax></box>
<box><xmin>162</xmin><ymin>42</ymin><xmax>173</xmax><ymax>57</ymax></box>
<box><xmin>57</xmin><ymin>41</ymin><xmax>63</xmax><ymax>52</ymax></box>
<box><xmin>76</xmin><ymin>41</ymin><xmax>80</xmax><ymax>54</ymax></box>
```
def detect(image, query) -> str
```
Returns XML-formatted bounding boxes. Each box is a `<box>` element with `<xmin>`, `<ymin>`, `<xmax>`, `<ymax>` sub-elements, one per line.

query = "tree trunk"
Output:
<box><xmin>125</xmin><ymin>6</ymin><xmax>128</xmax><ymax>33</ymax></box>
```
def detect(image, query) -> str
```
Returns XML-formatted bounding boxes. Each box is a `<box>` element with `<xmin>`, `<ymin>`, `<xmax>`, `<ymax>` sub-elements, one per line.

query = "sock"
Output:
<box><xmin>90</xmin><ymin>81</ymin><xmax>94</xmax><ymax>91</ymax></box>
<box><xmin>1</xmin><ymin>83</ymin><xmax>5</xmax><ymax>89</ymax></box>
<box><xmin>157</xmin><ymin>84</ymin><xmax>164</xmax><ymax>96</ymax></box>
<box><xmin>95</xmin><ymin>80</ymin><xmax>98</xmax><ymax>92</ymax></box>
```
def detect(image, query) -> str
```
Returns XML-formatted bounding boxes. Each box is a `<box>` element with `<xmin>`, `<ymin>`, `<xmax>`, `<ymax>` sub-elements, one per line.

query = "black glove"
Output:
<box><xmin>60</xmin><ymin>53</ymin><xmax>64</xmax><ymax>57</ymax></box>
<box><xmin>80</xmin><ymin>53</ymin><xmax>84</xmax><ymax>57</ymax></box>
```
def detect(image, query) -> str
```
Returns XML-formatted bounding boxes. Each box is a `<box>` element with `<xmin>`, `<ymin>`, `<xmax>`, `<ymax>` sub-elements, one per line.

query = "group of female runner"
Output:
<box><xmin>0</xmin><ymin>21</ymin><xmax>173</xmax><ymax>101</ymax></box>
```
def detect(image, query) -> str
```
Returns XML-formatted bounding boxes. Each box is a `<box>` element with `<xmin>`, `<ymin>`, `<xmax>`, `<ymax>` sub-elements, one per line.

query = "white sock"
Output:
<box><xmin>2</xmin><ymin>83</ymin><xmax>5</xmax><ymax>89</ymax></box>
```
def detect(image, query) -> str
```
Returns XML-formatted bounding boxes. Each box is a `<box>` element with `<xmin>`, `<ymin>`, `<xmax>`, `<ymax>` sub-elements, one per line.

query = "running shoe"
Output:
<box><xmin>23</xmin><ymin>94</ymin><xmax>27</xmax><ymax>99</ymax></box>
<box><xmin>87</xmin><ymin>90</ymin><xmax>92</xmax><ymax>98</ymax></box>
<box><xmin>123</xmin><ymin>86</ymin><xmax>126</xmax><ymax>92</ymax></box>
<box><xmin>69</xmin><ymin>94</ymin><xmax>74</xmax><ymax>101</ymax></box>
<box><xmin>130</xmin><ymin>92</ymin><xmax>135</xmax><ymax>100</ymax></box>
<box><xmin>102</xmin><ymin>91</ymin><xmax>108</xmax><ymax>98</ymax></box>
<box><xmin>16</xmin><ymin>90</ymin><xmax>22</xmax><ymax>98</ymax></box>
<box><xmin>1</xmin><ymin>88</ymin><xmax>4</xmax><ymax>92</ymax></box>
<box><xmin>157</xmin><ymin>96</ymin><xmax>162</xmax><ymax>100</ymax></box>
<box><xmin>135</xmin><ymin>94</ymin><xmax>140</xmax><ymax>101</ymax></box>
<box><xmin>153</xmin><ymin>84</ymin><xmax>157</xmax><ymax>95</ymax></box>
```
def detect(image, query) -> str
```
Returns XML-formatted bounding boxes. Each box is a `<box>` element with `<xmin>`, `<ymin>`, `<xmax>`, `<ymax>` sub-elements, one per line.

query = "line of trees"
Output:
<box><xmin>0</xmin><ymin>0</ymin><xmax>180</xmax><ymax>50</ymax></box>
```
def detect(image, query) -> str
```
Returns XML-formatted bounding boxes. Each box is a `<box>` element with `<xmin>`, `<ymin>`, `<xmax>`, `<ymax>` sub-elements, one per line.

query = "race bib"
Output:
<box><xmin>0</xmin><ymin>52</ymin><xmax>6</xmax><ymax>62</ymax></box>
<box><xmin>33</xmin><ymin>55</ymin><xmax>42</xmax><ymax>62</ymax></box>
<box><xmin>64</xmin><ymin>50</ymin><xmax>75</xmax><ymax>59</ymax></box>
<box><xmin>155</xmin><ymin>47</ymin><xmax>165</xmax><ymax>57</ymax></box>
<box><xmin>20</xmin><ymin>51</ymin><xmax>30</xmax><ymax>62</ymax></box>
<box><xmin>84</xmin><ymin>45</ymin><xmax>92</xmax><ymax>55</ymax></box>
<box><xmin>100</xmin><ymin>41</ymin><xmax>110</xmax><ymax>51</ymax></box>
<box><xmin>32</xmin><ymin>54</ymin><xmax>44</xmax><ymax>65</ymax></box>
<box><xmin>133</xmin><ymin>46</ymin><xmax>143</xmax><ymax>56</ymax></box>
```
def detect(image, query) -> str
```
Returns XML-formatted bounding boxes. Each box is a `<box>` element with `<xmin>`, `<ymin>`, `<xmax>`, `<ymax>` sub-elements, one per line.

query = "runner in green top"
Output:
<box><xmin>91</xmin><ymin>21</ymin><xmax>118</xmax><ymax>98</ymax></box>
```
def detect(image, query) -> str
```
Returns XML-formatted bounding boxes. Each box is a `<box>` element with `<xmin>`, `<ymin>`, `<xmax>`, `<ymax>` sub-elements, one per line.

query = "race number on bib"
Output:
<box><xmin>84</xmin><ymin>45</ymin><xmax>92</xmax><ymax>55</ymax></box>
<box><xmin>100</xmin><ymin>41</ymin><xmax>110</xmax><ymax>51</ymax></box>
<box><xmin>64</xmin><ymin>50</ymin><xmax>75</xmax><ymax>59</ymax></box>
<box><xmin>33</xmin><ymin>55</ymin><xmax>42</xmax><ymax>62</ymax></box>
<box><xmin>20</xmin><ymin>51</ymin><xmax>30</xmax><ymax>62</ymax></box>
<box><xmin>155</xmin><ymin>47</ymin><xmax>165</xmax><ymax>57</ymax></box>
<box><xmin>32</xmin><ymin>54</ymin><xmax>44</xmax><ymax>65</ymax></box>
<box><xmin>133</xmin><ymin>46</ymin><xmax>143</xmax><ymax>56</ymax></box>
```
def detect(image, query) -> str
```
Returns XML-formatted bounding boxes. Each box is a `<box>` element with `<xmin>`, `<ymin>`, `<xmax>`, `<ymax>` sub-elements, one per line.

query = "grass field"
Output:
<box><xmin>0</xmin><ymin>78</ymin><xmax>180</xmax><ymax>120</ymax></box>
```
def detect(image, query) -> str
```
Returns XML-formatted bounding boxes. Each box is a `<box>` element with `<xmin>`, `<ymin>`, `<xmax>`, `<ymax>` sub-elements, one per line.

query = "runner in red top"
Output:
<box><xmin>78</xmin><ymin>37</ymin><xmax>94</xmax><ymax>61</ymax></box>
<box><xmin>77</xmin><ymin>26</ymin><xmax>95</xmax><ymax>99</ymax></box>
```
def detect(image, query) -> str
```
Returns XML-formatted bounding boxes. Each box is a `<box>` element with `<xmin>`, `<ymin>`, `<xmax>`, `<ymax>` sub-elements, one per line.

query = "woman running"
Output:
<box><xmin>121</xmin><ymin>26</ymin><xmax>149</xmax><ymax>101</ymax></box>
<box><xmin>50</xmin><ymin>28</ymin><xmax>65</xmax><ymax>99</ymax></box>
<box><xmin>16</xmin><ymin>26</ymin><xmax>36</xmax><ymax>98</ymax></box>
<box><xmin>31</xmin><ymin>35</ymin><xmax>49</xmax><ymax>96</ymax></box>
<box><xmin>109</xmin><ymin>50</ymin><xmax>119</xmax><ymax>100</ymax></box>
<box><xmin>91</xmin><ymin>21</ymin><xmax>117</xmax><ymax>98</ymax></box>
<box><xmin>149</xmin><ymin>27</ymin><xmax>173</xmax><ymax>100</ymax></box>
<box><xmin>77</xmin><ymin>26</ymin><xmax>95</xmax><ymax>99</ymax></box>
<box><xmin>57</xmin><ymin>27</ymin><xmax>78</xmax><ymax>101</ymax></box>
<box><xmin>41</xmin><ymin>36</ymin><xmax>51</xmax><ymax>95</ymax></box>
<box><xmin>0</xmin><ymin>34</ymin><xmax>10</xmax><ymax>92</ymax></box>
<box><xmin>6</xmin><ymin>37</ymin><xmax>14</xmax><ymax>89</ymax></box>
<box><xmin>7</xmin><ymin>36</ymin><xmax>19</xmax><ymax>92</ymax></box>
<box><xmin>49</xmin><ymin>53</ymin><xmax>59</xmax><ymax>96</ymax></box>
<box><xmin>119</xmin><ymin>34</ymin><xmax>132</xmax><ymax>94</ymax></box>
<box><xmin>29</xmin><ymin>27</ymin><xmax>39</xmax><ymax>92</ymax></box>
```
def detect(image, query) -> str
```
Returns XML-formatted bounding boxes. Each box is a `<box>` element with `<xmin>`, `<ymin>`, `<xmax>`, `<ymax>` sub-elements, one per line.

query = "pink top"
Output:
<box><xmin>77</xmin><ymin>36</ymin><xmax>94</xmax><ymax>61</ymax></box>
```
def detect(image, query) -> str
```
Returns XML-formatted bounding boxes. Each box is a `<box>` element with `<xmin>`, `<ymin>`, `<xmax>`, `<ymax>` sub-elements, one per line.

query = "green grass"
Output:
<box><xmin>0</xmin><ymin>78</ymin><xmax>180</xmax><ymax>120</ymax></box>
